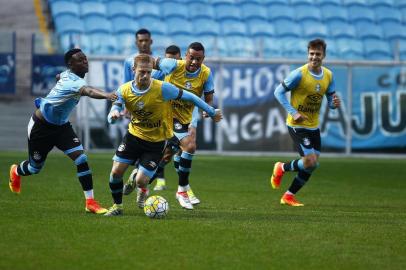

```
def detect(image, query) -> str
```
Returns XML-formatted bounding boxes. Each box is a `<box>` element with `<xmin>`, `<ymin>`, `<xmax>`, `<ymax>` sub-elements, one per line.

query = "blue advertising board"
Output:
<box><xmin>32</xmin><ymin>54</ymin><xmax>65</xmax><ymax>96</ymax></box>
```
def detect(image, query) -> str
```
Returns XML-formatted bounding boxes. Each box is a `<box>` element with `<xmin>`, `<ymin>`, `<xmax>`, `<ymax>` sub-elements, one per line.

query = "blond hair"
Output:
<box><xmin>133</xmin><ymin>54</ymin><xmax>154</xmax><ymax>68</ymax></box>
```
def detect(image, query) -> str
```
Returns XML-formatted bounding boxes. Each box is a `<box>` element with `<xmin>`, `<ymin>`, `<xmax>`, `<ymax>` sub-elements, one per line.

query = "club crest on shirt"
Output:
<box><xmin>174</xmin><ymin>122</ymin><xmax>183</xmax><ymax>130</ymax></box>
<box><xmin>307</xmin><ymin>94</ymin><xmax>322</xmax><ymax>102</ymax></box>
<box><xmin>315</xmin><ymin>83</ymin><xmax>321</xmax><ymax>92</ymax></box>
<box><xmin>303</xmin><ymin>137</ymin><xmax>311</xmax><ymax>146</ymax></box>
<box><xmin>118</xmin><ymin>143</ymin><xmax>126</xmax><ymax>152</ymax></box>
<box><xmin>33</xmin><ymin>151</ymin><xmax>41</xmax><ymax>161</ymax></box>
<box><xmin>148</xmin><ymin>161</ymin><xmax>157</xmax><ymax>168</ymax></box>
<box><xmin>185</xmin><ymin>81</ymin><xmax>192</xmax><ymax>90</ymax></box>
<box><xmin>136</xmin><ymin>101</ymin><xmax>144</xmax><ymax>110</ymax></box>
<box><xmin>73</xmin><ymin>137</ymin><xmax>79</xmax><ymax>143</ymax></box>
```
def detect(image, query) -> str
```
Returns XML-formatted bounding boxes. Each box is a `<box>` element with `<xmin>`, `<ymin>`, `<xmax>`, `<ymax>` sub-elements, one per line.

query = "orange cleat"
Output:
<box><xmin>85</xmin><ymin>199</ymin><xmax>108</xmax><ymax>214</ymax></box>
<box><xmin>9</xmin><ymin>164</ymin><xmax>21</xmax><ymax>194</ymax></box>
<box><xmin>270</xmin><ymin>162</ymin><xmax>284</xmax><ymax>189</ymax></box>
<box><xmin>280</xmin><ymin>193</ymin><xmax>304</xmax><ymax>207</ymax></box>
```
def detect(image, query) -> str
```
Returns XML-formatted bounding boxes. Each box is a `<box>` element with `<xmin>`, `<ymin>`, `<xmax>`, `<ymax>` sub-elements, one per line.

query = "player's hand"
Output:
<box><xmin>110</xmin><ymin>110</ymin><xmax>121</xmax><ymax>121</ymax></box>
<box><xmin>108</xmin><ymin>93</ymin><xmax>117</xmax><ymax>102</ymax></box>
<box><xmin>293</xmin><ymin>112</ymin><xmax>308</xmax><ymax>123</ymax></box>
<box><xmin>212</xmin><ymin>109</ymin><xmax>223</xmax><ymax>122</ymax></box>
<box><xmin>333</xmin><ymin>94</ymin><xmax>341</xmax><ymax>108</ymax></box>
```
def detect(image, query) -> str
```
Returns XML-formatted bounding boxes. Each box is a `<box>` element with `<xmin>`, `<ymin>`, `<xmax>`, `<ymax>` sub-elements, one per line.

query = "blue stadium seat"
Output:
<box><xmin>80</xmin><ymin>1</ymin><xmax>106</xmax><ymax>18</ymax></box>
<box><xmin>381</xmin><ymin>22</ymin><xmax>406</xmax><ymax>41</ymax></box>
<box><xmin>348</xmin><ymin>6</ymin><xmax>375</xmax><ymax>23</ymax></box>
<box><xmin>193</xmin><ymin>19</ymin><xmax>220</xmax><ymax>36</ymax></box>
<box><xmin>268</xmin><ymin>4</ymin><xmax>295</xmax><ymax>22</ymax></box>
<box><xmin>50</xmin><ymin>1</ymin><xmax>80</xmax><ymax>17</ymax></box>
<box><xmin>262</xmin><ymin>0</ymin><xmax>287</xmax><ymax>6</ymax></box>
<box><xmin>323</xmin><ymin>39</ymin><xmax>340</xmax><ymax>60</ymax></box>
<box><xmin>336</xmin><ymin>38</ymin><xmax>365</xmax><ymax>60</ymax></box>
<box><xmin>211</xmin><ymin>0</ymin><xmax>236</xmax><ymax>6</ymax></box>
<box><xmin>215</xmin><ymin>4</ymin><xmax>241</xmax><ymax>21</ymax></box>
<box><xmin>115</xmin><ymin>33</ymin><xmax>135</xmax><ymax>55</ymax></box>
<box><xmin>152</xmin><ymin>36</ymin><xmax>174</xmax><ymax>55</ymax></box>
<box><xmin>89</xmin><ymin>33</ymin><xmax>118</xmax><ymax>55</ymax></box>
<box><xmin>241</xmin><ymin>3</ymin><xmax>268</xmax><ymax>21</ymax></box>
<box><xmin>290</xmin><ymin>0</ymin><xmax>315</xmax><ymax>5</ymax></box>
<box><xmin>274</xmin><ymin>20</ymin><xmax>302</xmax><ymax>38</ymax></box>
<box><xmin>321</xmin><ymin>5</ymin><xmax>349</xmax><ymax>23</ymax></box>
<box><xmin>166</xmin><ymin>18</ymin><xmax>193</xmax><ymax>35</ymax></box>
<box><xmin>302</xmin><ymin>22</ymin><xmax>328</xmax><ymax>39</ymax></box>
<box><xmin>224</xmin><ymin>36</ymin><xmax>255</xmax><ymax>57</ymax></box>
<box><xmin>111</xmin><ymin>17</ymin><xmax>139</xmax><ymax>35</ymax></box>
<box><xmin>197</xmin><ymin>35</ymin><xmax>219</xmax><ymax>57</ymax></box>
<box><xmin>369</xmin><ymin>0</ymin><xmax>394</xmax><ymax>8</ymax></box>
<box><xmin>84</xmin><ymin>16</ymin><xmax>112</xmax><ymax>34</ymax></box>
<box><xmin>106</xmin><ymin>1</ymin><xmax>133</xmax><ymax>19</ymax></box>
<box><xmin>54</xmin><ymin>14</ymin><xmax>84</xmax><ymax>35</ymax></box>
<box><xmin>247</xmin><ymin>19</ymin><xmax>275</xmax><ymax>37</ymax></box>
<box><xmin>342</xmin><ymin>0</ymin><xmax>367</xmax><ymax>8</ymax></box>
<box><xmin>188</xmin><ymin>3</ymin><xmax>215</xmax><ymax>19</ymax></box>
<box><xmin>162</xmin><ymin>2</ymin><xmax>189</xmax><ymax>19</ymax></box>
<box><xmin>221</xmin><ymin>19</ymin><xmax>247</xmax><ymax>36</ymax></box>
<box><xmin>355</xmin><ymin>22</ymin><xmax>384</xmax><ymax>40</ymax></box>
<box><xmin>398</xmin><ymin>40</ymin><xmax>406</xmax><ymax>60</ymax></box>
<box><xmin>295</xmin><ymin>5</ymin><xmax>322</xmax><ymax>23</ymax></box>
<box><xmin>395</xmin><ymin>0</ymin><xmax>406</xmax><ymax>8</ymax></box>
<box><xmin>171</xmin><ymin>34</ymin><xmax>197</xmax><ymax>53</ymax></box>
<box><xmin>328</xmin><ymin>21</ymin><xmax>356</xmax><ymax>39</ymax></box>
<box><xmin>316</xmin><ymin>0</ymin><xmax>341</xmax><ymax>7</ymax></box>
<box><xmin>134</xmin><ymin>1</ymin><xmax>161</xmax><ymax>19</ymax></box>
<box><xmin>363</xmin><ymin>39</ymin><xmax>393</xmax><ymax>60</ymax></box>
<box><xmin>262</xmin><ymin>38</ymin><xmax>284</xmax><ymax>59</ymax></box>
<box><xmin>282</xmin><ymin>37</ymin><xmax>308</xmax><ymax>59</ymax></box>
<box><xmin>59</xmin><ymin>34</ymin><xmax>91</xmax><ymax>54</ymax></box>
<box><xmin>137</xmin><ymin>18</ymin><xmax>167</xmax><ymax>36</ymax></box>
<box><xmin>374</xmin><ymin>7</ymin><xmax>402</xmax><ymax>23</ymax></box>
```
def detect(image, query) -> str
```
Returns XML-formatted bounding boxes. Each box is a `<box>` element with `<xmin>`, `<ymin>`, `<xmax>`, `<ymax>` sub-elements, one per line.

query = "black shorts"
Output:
<box><xmin>27</xmin><ymin>113</ymin><xmax>82</xmax><ymax>165</ymax></box>
<box><xmin>114</xmin><ymin>132</ymin><xmax>166</xmax><ymax>171</ymax></box>
<box><xmin>173</xmin><ymin>118</ymin><xmax>189</xmax><ymax>133</ymax></box>
<box><xmin>288</xmin><ymin>126</ymin><xmax>321</xmax><ymax>157</ymax></box>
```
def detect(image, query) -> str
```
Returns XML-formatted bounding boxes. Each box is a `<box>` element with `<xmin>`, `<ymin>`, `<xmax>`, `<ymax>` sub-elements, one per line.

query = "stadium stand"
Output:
<box><xmin>46</xmin><ymin>0</ymin><xmax>406</xmax><ymax>60</ymax></box>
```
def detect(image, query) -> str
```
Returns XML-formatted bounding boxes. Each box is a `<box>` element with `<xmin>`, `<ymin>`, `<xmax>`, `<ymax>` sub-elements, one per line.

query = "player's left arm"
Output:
<box><xmin>202</xmin><ymin>72</ymin><xmax>215</xmax><ymax>117</ymax></box>
<box><xmin>79</xmin><ymin>86</ymin><xmax>117</xmax><ymax>101</ymax></box>
<box><xmin>325</xmin><ymin>75</ymin><xmax>341</xmax><ymax>109</ymax></box>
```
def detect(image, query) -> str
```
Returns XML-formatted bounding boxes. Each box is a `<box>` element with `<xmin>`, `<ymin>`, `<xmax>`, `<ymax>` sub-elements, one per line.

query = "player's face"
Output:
<box><xmin>307</xmin><ymin>46</ymin><xmax>325</xmax><ymax>71</ymax></box>
<box><xmin>136</xmin><ymin>34</ymin><xmax>152</xmax><ymax>54</ymax></box>
<box><xmin>165</xmin><ymin>52</ymin><xmax>181</xmax><ymax>60</ymax></box>
<box><xmin>69</xmin><ymin>52</ymin><xmax>88</xmax><ymax>77</ymax></box>
<box><xmin>185</xmin><ymin>49</ymin><xmax>204</xmax><ymax>72</ymax></box>
<box><xmin>134</xmin><ymin>62</ymin><xmax>153</xmax><ymax>89</ymax></box>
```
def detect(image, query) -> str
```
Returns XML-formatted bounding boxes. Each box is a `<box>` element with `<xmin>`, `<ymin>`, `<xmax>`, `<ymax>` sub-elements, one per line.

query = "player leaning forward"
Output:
<box><xmin>270</xmin><ymin>39</ymin><xmax>341</xmax><ymax>206</ymax></box>
<box><xmin>104</xmin><ymin>54</ymin><xmax>222</xmax><ymax>216</ymax></box>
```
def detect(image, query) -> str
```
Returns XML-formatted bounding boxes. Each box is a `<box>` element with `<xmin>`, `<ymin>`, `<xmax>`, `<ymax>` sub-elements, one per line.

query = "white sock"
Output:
<box><xmin>285</xmin><ymin>191</ymin><xmax>294</xmax><ymax>195</ymax></box>
<box><xmin>84</xmin><ymin>190</ymin><xmax>94</xmax><ymax>200</ymax></box>
<box><xmin>177</xmin><ymin>185</ymin><xmax>190</xmax><ymax>193</ymax></box>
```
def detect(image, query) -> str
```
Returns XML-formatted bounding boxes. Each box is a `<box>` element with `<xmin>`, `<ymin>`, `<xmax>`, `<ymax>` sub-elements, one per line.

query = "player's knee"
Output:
<box><xmin>303</xmin><ymin>155</ymin><xmax>318</xmax><ymax>169</ymax></box>
<box><xmin>74</xmin><ymin>154</ymin><xmax>88</xmax><ymax>165</ymax></box>
<box><xmin>184</xmin><ymin>142</ymin><xmax>196</xmax><ymax>153</ymax></box>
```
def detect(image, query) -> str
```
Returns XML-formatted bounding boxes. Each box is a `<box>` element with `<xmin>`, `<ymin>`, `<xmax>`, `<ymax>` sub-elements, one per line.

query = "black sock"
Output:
<box><xmin>16</xmin><ymin>161</ymin><xmax>32</xmax><ymax>176</ymax></box>
<box><xmin>283</xmin><ymin>159</ymin><xmax>301</xmax><ymax>172</ymax></box>
<box><xmin>178</xmin><ymin>151</ymin><xmax>193</xmax><ymax>187</ymax></box>
<box><xmin>287</xmin><ymin>170</ymin><xmax>311</xmax><ymax>194</ymax></box>
<box><xmin>109</xmin><ymin>174</ymin><xmax>123</xmax><ymax>205</ymax></box>
<box><xmin>155</xmin><ymin>166</ymin><xmax>164</xmax><ymax>179</ymax></box>
<box><xmin>77</xmin><ymin>162</ymin><xmax>93</xmax><ymax>191</ymax></box>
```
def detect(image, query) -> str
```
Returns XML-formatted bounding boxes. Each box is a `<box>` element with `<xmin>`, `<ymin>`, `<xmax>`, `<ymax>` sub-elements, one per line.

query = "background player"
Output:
<box><xmin>271</xmin><ymin>39</ymin><xmax>341</xmax><ymax>206</ymax></box>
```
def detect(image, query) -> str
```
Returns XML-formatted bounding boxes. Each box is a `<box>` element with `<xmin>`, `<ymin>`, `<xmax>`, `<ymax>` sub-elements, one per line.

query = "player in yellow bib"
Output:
<box><xmin>104</xmin><ymin>54</ymin><xmax>222</xmax><ymax>216</ymax></box>
<box><xmin>270</xmin><ymin>39</ymin><xmax>341</xmax><ymax>207</ymax></box>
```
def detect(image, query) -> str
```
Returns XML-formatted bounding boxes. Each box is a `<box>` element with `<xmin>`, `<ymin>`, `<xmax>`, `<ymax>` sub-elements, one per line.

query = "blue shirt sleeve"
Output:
<box><xmin>283</xmin><ymin>68</ymin><xmax>302</xmax><ymax>91</ymax></box>
<box><xmin>274</xmin><ymin>84</ymin><xmax>298</xmax><ymax>116</ymax></box>
<box><xmin>190</xmin><ymin>106</ymin><xmax>200</xmax><ymax>128</ymax></box>
<box><xmin>161</xmin><ymin>82</ymin><xmax>215</xmax><ymax>117</ymax></box>
<box><xmin>203</xmin><ymin>72</ymin><xmax>214</xmax><ymax>93</ymax></box>
<box><xmin>107</xmin><ymin>87</ymin><xmax>124</xmax><ymax>124</ymax></box>
<box><xmin>326</xmin><ymin>74</ymin><xmax>337</xmax><ymax>109</ymax></box>
<box><xmin>158</xmin><ymin>58</ymin><xmax>178</xmax><ymax>75</ymax></box>
<box><xmin>152</xmin><ymin>69</ymin><xmax>165</xmax><ymax>80</ymax></box>
<box><xmin>123</xmin><ymin>56</ymin><xmax>133</xmax><ymax>83</ymax></box>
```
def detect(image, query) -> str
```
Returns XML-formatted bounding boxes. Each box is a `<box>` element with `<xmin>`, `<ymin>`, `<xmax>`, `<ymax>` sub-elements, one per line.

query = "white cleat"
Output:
<box><xmin>187</xmin><ymin>189</ymin><xmax>200</xmax><ymax>205</ymax></box>
<box><xmin>176</xmin><ymin>191</ymin><xmax>194</xmax><ymax>210</ymax></box>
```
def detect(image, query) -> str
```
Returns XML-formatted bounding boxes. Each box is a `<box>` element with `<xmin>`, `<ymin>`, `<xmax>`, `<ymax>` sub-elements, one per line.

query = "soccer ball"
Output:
<box><xmin>143</xmin><ymin>195</ymin><xmax>169</xmax><ymax>218</ymax></box>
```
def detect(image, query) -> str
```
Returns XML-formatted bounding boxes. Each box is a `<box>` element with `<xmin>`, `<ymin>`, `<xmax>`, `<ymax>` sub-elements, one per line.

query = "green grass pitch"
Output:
<box><xmin>1</xmin><ymin>152</ymin><xmax>405</xmax><ymax>270</ymax></box>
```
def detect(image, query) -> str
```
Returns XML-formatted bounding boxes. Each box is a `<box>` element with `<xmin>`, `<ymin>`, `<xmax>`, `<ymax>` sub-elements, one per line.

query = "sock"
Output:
<box><xmin>178</xmin><ymin>151</ymin><xmax>194</xmax><ymax>187</ymax></box>
<box><xmin>287</xmin><ymin>170</ymin><xmax>311</xmax><ymax>194</ymax></box>
<box><xmin>109</xmin><ymin>174</ymin><xmax>123</xmax><ymax>204</ymax></box>
<box><xmin>173</xmin><ymin>154</ymin><xmax>180</xmax><ymax>172</ymax></box>
<box><xmin>177</xmin><ymin>184</ymin><xmax>190</xmax><ymax>193</ymax></box>
<box><xmin>283</xmin><ymin>159</ymin><xmax>303</xmax><ymax>172</ymax></box>
<box><xmin>77</xmin><ymin>162</ymin><xmax>93</xmax><ymax>192</ymax></box>
<box><xmin>16</xmin><ymin>161</ymin><xmax>32</xmax><ymax>176</ymax></box>
<box><xmin>155</xmin><ymin>165</ymin><xmax>164</xmax><ymax>179</ymax></box>
<box><xmin>84</xmin><ymin>190</ymin><xmax>94</xmax><ymax>200</ymax></box>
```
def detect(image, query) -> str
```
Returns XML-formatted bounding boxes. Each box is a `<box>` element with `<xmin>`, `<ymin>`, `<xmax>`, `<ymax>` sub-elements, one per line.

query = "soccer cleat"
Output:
<box><xmin>280</xmin><ymin>193</ymin><xmax>304</xmax><ymax>207</ymax></box>
<box><xmin>176</xmin><ymin>191</ymin><xmax>194</xmax><ymax>210</ymax></box>
<box><xmin>270</xmin><ymin>162</ymin><xmax>284</xmax><ymax>189</ymax></box>
<box><xmin>123</xmin><ymin>168</ymin><xmax>137</xmax><ymax>195</ymax></box>
<box><xmin>85</xmin><ymin>199</ymin><xmax>108</xmax><ymax>214</ymax></box>
<box><xmin>153</xmin><ymin>178</ymin><xmax>167</xmax><ymax>191</ymax></box>
<box><xmin>187</xmin><ymin>188</ymin><xmax>200</xmax><ymax>205</ymax></box>
<box><xmin>136</xmin><ymin>188</ymin><xmax>149</xmax><ymax>209</ymax></box>
<box><xmin>9</xmin><ymin>164</ymin><xmax>21</xmax><ymax>194</ymax></box>
<box><xmin>104</xmin><ymin>204</ymin><xmax>123</xmax><ymax>216</ymax></box>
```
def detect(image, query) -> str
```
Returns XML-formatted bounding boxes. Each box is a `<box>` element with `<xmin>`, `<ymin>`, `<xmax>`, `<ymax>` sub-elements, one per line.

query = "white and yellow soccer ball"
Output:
<box><xmin>143</xmin><ymin>195</ymin><xmax>169</xmax><ymax>218</ymax></box>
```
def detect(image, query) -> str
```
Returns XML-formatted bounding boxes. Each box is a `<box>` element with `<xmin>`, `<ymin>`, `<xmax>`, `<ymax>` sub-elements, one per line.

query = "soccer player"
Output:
<box><xmin>8</xmin><ymin>48</ymin><xmax>117</xmax><ymax>214</ymax></box>
<box><xmin>104</xmin><ymin>54</ymin><xmax>222</xmax><ymax>216</ymax></box>
<box><xmin>271</xmin><ymin>39</ymin><xmax>341</xmax><ymax>206</ymax></box>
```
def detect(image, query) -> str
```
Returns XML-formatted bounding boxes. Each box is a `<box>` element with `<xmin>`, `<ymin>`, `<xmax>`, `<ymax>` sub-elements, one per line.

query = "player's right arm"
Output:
<box><xmin>107</xmin><ymin>87</ymin><xmax>125</xmax><ymax>124</ymax></box>
<box><xmin>155</xmin><ymin>58</ymin><xmax>178</xmax><ymax>75</ymax></box>
<box><xmin>274</xmin><ymin>68</ymin><xmax>307</xmax><ymax>122</ymax></box>
<box><xmin>79</xmin><ymin>86</ymin><xmax>117</xmax><ymax>101</ymax></box>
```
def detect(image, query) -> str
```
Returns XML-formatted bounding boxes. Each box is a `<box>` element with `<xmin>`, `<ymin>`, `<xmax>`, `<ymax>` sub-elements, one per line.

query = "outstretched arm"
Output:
<box><xmin>79</xmin><ymin>86</ymin><xmax>117</xmax><ymax>101</ymax></box>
